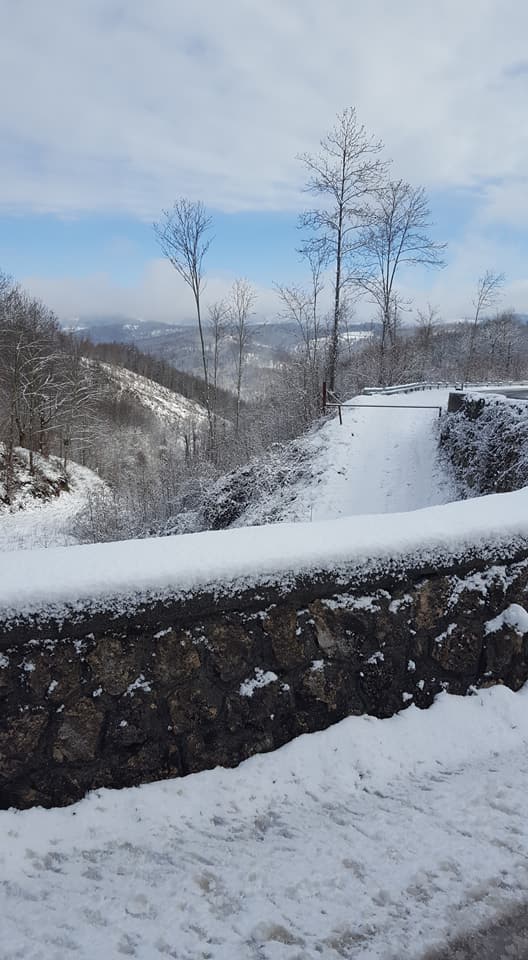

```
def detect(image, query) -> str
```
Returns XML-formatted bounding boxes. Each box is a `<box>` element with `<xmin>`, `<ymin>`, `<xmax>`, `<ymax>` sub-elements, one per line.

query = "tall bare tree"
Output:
<box><xmin>465</xmin><ymin>269</ymin><xmax>505</xmax><ymax>380</ymax></box>
<box><xmin>298</xmin><ymin>107</ymin><xmax>385</xmax><ymax>391</ymax></box>
<box><xmin>356</xmin><ymin>180</ymin><xmax>446</xmax><ymax>384</ymax></box>
<box><xmin>154</xmin><ymin>199</ymin><xmax>214</xmax><ymax>441</ymax></box>
<box><xmin>275</xmin><ymin>248</ymin><xmax>325</xmax><ymax>423</ymax></box>
<box><xmin>208</xmin><ymin>299</ymin><xmax>229</xmax><ymax>456</ymax></box>
<box><xmin>228</xmin><ymin>279</ymin><xmax>256</xmax><ymax>438</ymax></box>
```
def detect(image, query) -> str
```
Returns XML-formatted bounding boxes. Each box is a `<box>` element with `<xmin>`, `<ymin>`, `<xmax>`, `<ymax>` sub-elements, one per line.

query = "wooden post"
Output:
<box><xmin>322</xmin><ymin>381</ymin><xmax>327</xmax><ymax>414</ymax></box>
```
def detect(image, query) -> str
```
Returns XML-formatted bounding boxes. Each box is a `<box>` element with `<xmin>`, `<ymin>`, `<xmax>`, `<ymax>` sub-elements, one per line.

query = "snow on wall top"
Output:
<box><xmin>1</xmin><ymin>486</ymin><xmax>528</xmax><ymax>624</ymax></box>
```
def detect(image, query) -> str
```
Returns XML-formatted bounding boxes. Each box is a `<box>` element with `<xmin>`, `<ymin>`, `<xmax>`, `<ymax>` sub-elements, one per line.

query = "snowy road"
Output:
<box><xmin>238</xmin><ymin>389</ymin><xmax>456</xmax><ymax>526</ymax></box>
<box><xmin>310</xmin><ymin>389</ymin><xmax>454</xmax><ymax>519</ymax></box>
<box><xmin>2</xmin><ymin>686</ymin><xmax>528</xmax><ymax>960</ymax></box>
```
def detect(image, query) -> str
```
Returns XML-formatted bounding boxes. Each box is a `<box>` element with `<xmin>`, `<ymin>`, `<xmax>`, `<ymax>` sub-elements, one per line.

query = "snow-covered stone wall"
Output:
<box><xmin>442</xmin><ymin>392</ymin><xmax>528</xmax><ymax>496</ymax></box>
<box><xmin>2</xmin><ymin>544</ymin><xmax>528</xmax><ymax>810</ymax></box>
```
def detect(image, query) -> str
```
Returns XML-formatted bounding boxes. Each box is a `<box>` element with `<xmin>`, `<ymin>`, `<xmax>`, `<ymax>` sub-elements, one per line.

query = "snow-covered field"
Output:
<box><xmin>2</xmin><ymin>685</ymin><xmax>528</xmax><ymax>959</ymax></box>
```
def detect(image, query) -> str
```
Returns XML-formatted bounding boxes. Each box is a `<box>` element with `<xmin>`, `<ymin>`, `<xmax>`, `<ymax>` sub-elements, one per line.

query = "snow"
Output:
<box><xmin>125</xmin><ymin>675</ymin><xmax>153</xmax><ymax>696</ymax></box>
<box><xmin>97</xmin><ymin>361</ymin><xmax>210</xmax><ymax>428</ymax></box>
<box><xmin>0</xmin><ymin>459</ymin><xmax>103</xmax><ymax>553</ymax></box>
<box><xmin>1</xmin><ymin>478</ymin><xmax>528</xmax><ymax>623</ymax></box>
<box><xmin>0</xmin><ymin>386</ymin><xmax>527</xmax><ymax>626</ymax></box>
<box><xmin>2</xmin><ymin>684</ymin><xmax>528</xmax><ymax>959</ymax></box>
<box><xmin>239</xmin><ymin>668</ymin><xmax>279</xmax><ymax>698</ymax></box>
<box><xmin>237</xmin><ymin>389</ymin><xmax>455</xmax><ymax>526</ymax></box>
<box><xmin>2</xmin><ymin>386</ymin><xmax>528</xmax><ymax>954</ymax></box>
<box><xmin>485</xmin><ymin>603</ymin><xmax>528</xmax><ymax>636</ymax></box>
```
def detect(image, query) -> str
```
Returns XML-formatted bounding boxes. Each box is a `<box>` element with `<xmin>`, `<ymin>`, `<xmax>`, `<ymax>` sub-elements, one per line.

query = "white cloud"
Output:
<box><xmin>1</xmin><ymin>0</ymin><xmax>528</xmax><ymax>219</ymax></box>
<box><xmin>22</xmin><ymin>240</ymin><xmax>528</xmax><ymax>328</ymax></box>
<box><xmin>6</xmin><ymin>0</ymin><xmax>528</xmax><ymax>321</ymax></box>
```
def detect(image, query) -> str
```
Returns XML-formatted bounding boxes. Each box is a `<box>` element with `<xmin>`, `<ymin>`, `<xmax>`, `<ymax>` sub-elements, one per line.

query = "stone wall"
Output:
<box><xmin>2</xmin><ymin>545</ymin><xmax>528</xmax><ymax>810</ymax></box>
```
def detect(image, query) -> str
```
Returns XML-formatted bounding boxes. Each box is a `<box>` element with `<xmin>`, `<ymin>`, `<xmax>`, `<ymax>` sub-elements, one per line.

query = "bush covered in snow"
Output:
<box><xmin>165</xmin><ymin>424</ymin><xmax>328</xmax><ymax>534</ymax></box>
<box><xmin>439</xmin><ymin>394</ymin><xmax>528</xmax><ymax>497</ymax></box>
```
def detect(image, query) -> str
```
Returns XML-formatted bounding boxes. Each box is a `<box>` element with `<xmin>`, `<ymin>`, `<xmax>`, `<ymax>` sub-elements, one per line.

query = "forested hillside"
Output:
<box><xmin>0</xmin><ymin>274</ymin><xmax>211</xmax><ymax>522</ymax></box>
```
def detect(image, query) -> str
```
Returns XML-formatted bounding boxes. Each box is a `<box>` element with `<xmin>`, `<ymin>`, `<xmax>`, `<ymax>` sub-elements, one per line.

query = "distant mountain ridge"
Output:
<box><xmin>64</xmin><ymin>315</ymin><xmax>375</xmax><ymax>380</ymax></box>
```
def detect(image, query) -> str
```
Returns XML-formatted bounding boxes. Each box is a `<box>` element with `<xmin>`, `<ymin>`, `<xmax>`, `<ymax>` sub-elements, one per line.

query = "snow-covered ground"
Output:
<box><xmin>2</xmin><ymin>685</ymin><xmax>528</xmax><ymax>959</ymax></box>
<box><xmin>0</xmin><ymin>388</ymin><xmax>455</xmax><ymax>555</ymax></box>
<box><xmin>0</xmin><ymin>460</ymin><xmax>102</xmax><ymax>553</ymax></box>
<box><xmin>237</xmin><ymin>389</ymin><xmax>455</xmax><ymax>525</ymax></box>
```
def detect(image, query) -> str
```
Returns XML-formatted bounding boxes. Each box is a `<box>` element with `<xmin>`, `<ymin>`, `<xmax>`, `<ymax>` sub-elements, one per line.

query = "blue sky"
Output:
<box><xmin>1</xmin><ymin>0</ymin><xmax>527</xmax><ymax>323</ymax></box>
<box><xmin>0</xmin><ymin>211</ymin><xmax>306</xmax><ymax>287</ymax></box>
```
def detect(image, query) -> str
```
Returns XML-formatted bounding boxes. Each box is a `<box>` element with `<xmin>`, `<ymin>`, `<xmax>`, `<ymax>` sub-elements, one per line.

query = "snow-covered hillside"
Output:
<box><xmin>0</xmin><ymin>454</ymin><xmax>103</xmax><ymax>552</ymax></box>
<box><xmin>2</xmin><ymin>685</ymin><xmax>528</xmax><ymax>959</ymax></box>
<box><xmin>96</xmin><ymin>361</ymin><xmax>210</xmax><ymax>428</ymax></box>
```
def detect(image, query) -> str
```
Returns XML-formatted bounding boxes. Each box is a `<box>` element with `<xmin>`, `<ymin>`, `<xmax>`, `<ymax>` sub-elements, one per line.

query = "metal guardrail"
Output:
<box><xmin>322</xmin><ymin>381</ymin><xmax>528</xmax><ymax>421</ymax></box>
<box><xmin>326</xmin><ymin>400</ymin><xmax>443</xmax><ymax>421</ymax></box>
<box><xmin>362</xmin><ymin>381</ymin><xmax>460</xmax><ymax>396</ymax></box>
<box><xmin>362</xmin><ymin>380</ymin><xmax>528</xmax><ymax>397</ymax></box>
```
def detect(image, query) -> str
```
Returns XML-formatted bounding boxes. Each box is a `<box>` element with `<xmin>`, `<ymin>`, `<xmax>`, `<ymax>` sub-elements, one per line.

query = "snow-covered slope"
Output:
<box><xmin>0</xmin><ymin>455</ymin><xmax>103</xmax><ymax>552</ymax></box>
<box><xmin>2</xmin><ymin>685</ymin><xmax>528</xmax><ymax>959</ymax></box>
<box><xmin>97</xmin><ymin>361</ymin><xmax>210</xmax><ymax>428</ymax></box>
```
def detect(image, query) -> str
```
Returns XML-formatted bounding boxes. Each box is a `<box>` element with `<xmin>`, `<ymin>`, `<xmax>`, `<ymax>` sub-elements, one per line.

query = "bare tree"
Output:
<box><xmin>465</xmin><ymin>269</ymin><xmax>505</xmax><ymax>380</ymax></box>
<box><xmin>473</xmin><ymin>270</ymin><xmax>505</xmax><ymax>326</ymax></box>
<box><xmin>207</xmin><ymin>299</ymin><xmax>229</xmax><ymax>456</ymax></box>
<box><xmin>228</xmin><ymin>279</ymin><xmax>256</xmax><ymax>438</ymax></box>
<box><xmin>153</xmin><ymin>199</ymin><xmax>214</xmax><ymax>441</ymax></box>
<box><xmin>298</xmin><ymin>107</ymin><xmax>385</xmax><ymax>392</ymax></box>
<box><xmin>0</xmin><ymin>288</ymin><xmax>66</xmax><ymax>486</ymax></box>
<box><xmin>356</xmin><ymin>180</ymin><xmax>446</xmax><ymax>384</ymax></box>
<box><xmin>55</xmin><ymin>350</ymin><xmax>100</xmax><ymax>468</ymax></box>
<box><xmin>275</xmin><ymin>248</ymin><xmax>325</xmax><ymax>423</ymax></box>
<box><xmin>415</xmin><ymin>303</ymin><xmax>441</xmax><ymax>379</ymax></box>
